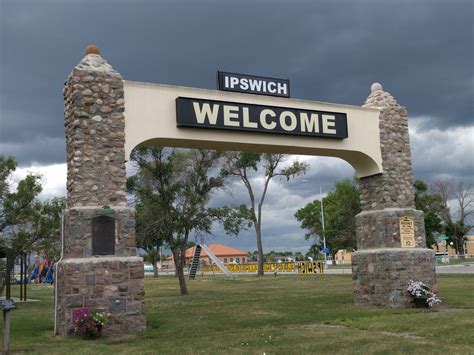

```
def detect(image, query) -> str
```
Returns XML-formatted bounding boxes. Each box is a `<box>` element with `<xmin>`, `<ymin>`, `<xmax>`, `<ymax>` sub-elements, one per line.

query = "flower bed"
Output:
<box><xmin>72</xmin><ymin>307</ymin><xmax>109</xmax><ymax>339</ymax></box>
<box><xmin>407</xmin><ymin>280</ymin><xmax>441</xmax><ymax>308</ymax></box>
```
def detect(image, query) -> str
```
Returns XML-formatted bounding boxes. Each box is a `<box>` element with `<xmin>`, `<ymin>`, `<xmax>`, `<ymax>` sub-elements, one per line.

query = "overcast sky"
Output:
<box><xmin>1</xmin><ymin>0</ymin><xmax>473</xmax><ymax>253</ymax></box>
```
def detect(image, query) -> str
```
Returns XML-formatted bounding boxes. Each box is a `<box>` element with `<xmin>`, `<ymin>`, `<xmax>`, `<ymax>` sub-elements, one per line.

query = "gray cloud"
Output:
<box><xmin>1</xmin><ymin>0</ymin><xmax>473</xmax><ymax>167</ymax></box>
<box><xmin>409</xmin><ymin>118</ymin><xmax>474</xmax><ymax>184</ymax></box>
<box><xmin>1</xmin><ymin>0</ymin><xmax>473</xmax><ymax>253</ymax></box>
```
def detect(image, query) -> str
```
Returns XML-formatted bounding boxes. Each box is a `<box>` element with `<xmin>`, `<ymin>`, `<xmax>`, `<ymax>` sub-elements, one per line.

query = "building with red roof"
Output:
<box><xmin>168</xmin><ymin>243</ymin><xmax>249</xmax><ymax>266</ymax></box>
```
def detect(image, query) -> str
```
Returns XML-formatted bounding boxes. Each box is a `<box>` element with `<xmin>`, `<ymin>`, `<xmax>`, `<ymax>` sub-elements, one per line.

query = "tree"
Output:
<box><xmin>432</xmin><ymin>178</ymin><xmax>452</xmax><ymax>223</ymax></box>
<box><xmin>135</xmin><ymin>202</ymin><xmax>164</xmax><ymax>278</ymax></box>
<box><xmin>0</xmin><ymin>155</ymin><xmax>65</xmax><ymax>298</ymax></box>
<box><xmin>452</xmin><ymin>181</ymin><xmax>473</xmax><ymax>225</ymax></box>
<box><xmin>444</xmin><ymin>220</ymin><xmax>470</xmax><ymax>256</ymax></box>
<box><xmin>414</xmin><ymin>180</ymin><xmax>444</xmax><ymax>247</ymax></box>
<box><xmin>222</xmin><ymin>152</ymin><xmax>308</xmax><ymax>275</ymax></box>
<box><xmin>295</xmin><ymin>178</ymin><xmax>360</xmax><ymax>261</ymax></box>
<box><xmin>127</xmin><ymin>147</ymin><xmax>250</xmax><ymax>295</ymax></box>
<box><xmin>431</xmin><ymin>179</ymin><xmax>473</xmax><ymax>256</ymax></box>
<box><xmin>305</xmin><ymin>244</ymin><xmax>321</xmax><ymax>260</ymax></box>
<box><xmin>1</xmin><ymin>156</ymin><xmax>42</xmax><ymax>298</ymax></box>
<box><xmin>143</xmin><ymin>246</ymin><xmax>161</xmax><ymax>278</ymax></box>
<box><xmin>249</xmin><ymin>250</ymin><xmax>259</xmax><ymax>262</ymax></box>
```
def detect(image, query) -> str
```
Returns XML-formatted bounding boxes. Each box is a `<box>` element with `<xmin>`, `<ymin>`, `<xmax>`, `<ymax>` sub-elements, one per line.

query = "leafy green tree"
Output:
<box><xmin>414</xmin><ymin>180</ymin><xmax>444</xmax><ymax>247</ymax></box>
<box><xmin>294</xmin><ymin>251</ymin><xmax>304</xmax><ymax>261</ymax></box>
<box><xmin>127</xmin><ymin>147</ymin><xmax>251</xmax><ymax>295</ymax></box>
<box><xmin>444</xmin><ymin>220</ymin><xmax>470</xmax><ymax>255</ymax></box>
<box><xmin>134</xmin><ymin>201</ymin><xmax>165</xmax><ymax>278</ymax></box>
<box><xmin>0</xmin><ymin>155</ymin><xmax>65</xmax><ymax>297</ymax></box>
<box><xmin>1</xmin><ymin>164</ymin><xmax>42</xmax><ymax>233</ymax></box>
<box><xmin>295</xmin><ymin>178</ymin><xmax>360</xmax><ymax>261</ymax></box>
<box><xmin>305</xmin><ymin>244</ymin><xmax>321</xmax><ymax>260</ymax></box>
<box><xmin>249</xmin><ymin>250</ymin><xmax>259</xmax><ymax>262</ymax></box>
<box><xmin>222</xmin><ymin>152</ymin><xmax>308</xmax><ymax>275</ymax></box>
<box><xmin>142</xmin><ymin>246</ymin><xmax>161</xmax><ymax>278</ymax></box>
<box><xmin>1</xmin><ymin>156</ymin><xmax>42</xmax><ymax>297</ymax></box>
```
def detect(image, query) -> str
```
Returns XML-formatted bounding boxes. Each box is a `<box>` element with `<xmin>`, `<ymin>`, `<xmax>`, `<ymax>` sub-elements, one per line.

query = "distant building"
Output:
<box><xmin>334</xmin><ymin>249</ymin><xmax>352</xmax><ymax>264</ymax></box>
<box><xmin>168</xmin><ymin>244</ymin><xmax>249</xmax><ymax>266</ymax></box>
<box><xmin>432</xmin><ymin>241</ymin><xmax>457</xmax><ymax>256</ymax></box>
<box><xmin>465</xmin><ymin>233</ymin><xmax>474</xmax><ymax>255</ymax></box>
<box><xmin>432</xmin><ymin>229</ymin><xmax>474</xmax><ymax>256</ymax></box>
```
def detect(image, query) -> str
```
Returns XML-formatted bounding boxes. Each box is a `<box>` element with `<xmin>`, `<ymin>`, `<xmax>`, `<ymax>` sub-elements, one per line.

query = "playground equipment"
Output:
<box><xmin>28</xmin><ymin>255</ymin><xmax>54</xmax><ymax>285</ymax></box>
<box><xmin>189</xmin><ymin>244</ymin><xmax>235</xmax><ymax>280</ymax></box>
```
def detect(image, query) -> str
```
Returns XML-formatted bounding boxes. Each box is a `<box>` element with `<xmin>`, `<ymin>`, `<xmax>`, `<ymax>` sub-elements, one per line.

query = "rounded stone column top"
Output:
<box><xmin>86</xmin><ymin>44</ymin><xmax>100</xmax><ymax>55</ymax></box>
<box><xmin>73</xmin><ymin>45</ymin><xmax>121</xmax><ymax>77</ymax></box>
<box><xmin>363</xmin><ymin>82</ymin><xmax>400</xmax><ymax>108</ymax></box>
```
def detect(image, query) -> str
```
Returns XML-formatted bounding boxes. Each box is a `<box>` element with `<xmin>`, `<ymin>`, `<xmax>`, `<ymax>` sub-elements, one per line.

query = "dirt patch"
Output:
<box><xmin>379</xmin><ymin>331</ymin><xmax>425</xmax><ymax>340</ymax></box>
<box><xmin>301</xmin><ymin>323</ymin><xmax>345</xmax><ymax>329</ymax></box>
<box><xmin>299</xmin><ymin>323</ymin><xmax>428</xmax><ymax>342</ymax></box>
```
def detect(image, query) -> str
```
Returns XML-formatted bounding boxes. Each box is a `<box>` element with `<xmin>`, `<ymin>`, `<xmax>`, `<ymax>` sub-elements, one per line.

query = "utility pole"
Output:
<box><xmin>320</xmin><ymin>186</ymin><xmax>327</xmax><ymax>266</ymax></box>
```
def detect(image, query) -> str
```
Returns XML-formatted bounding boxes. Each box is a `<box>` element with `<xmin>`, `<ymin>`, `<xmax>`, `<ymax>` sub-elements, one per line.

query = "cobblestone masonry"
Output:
<box><xmin>352</xmin><ymin>249</ymin><xmax>436</xmax><ymax>307</ymax></box>
<box><xmin>352</xmin><ymin>83</ymin><xmax>436</xmax><ymax>307</ymax></box>
<box><xmin>56</xmin><ymin>46</ymin><xmax>146</xmax><ymax>335</ymax></box>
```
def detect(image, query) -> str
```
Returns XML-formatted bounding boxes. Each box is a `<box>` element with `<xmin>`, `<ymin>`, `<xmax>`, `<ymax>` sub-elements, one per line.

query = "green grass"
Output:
<box><xmin>2</xmin><ymin>275</ymin><xmax>474</xmax><ymax>354</ymax></box>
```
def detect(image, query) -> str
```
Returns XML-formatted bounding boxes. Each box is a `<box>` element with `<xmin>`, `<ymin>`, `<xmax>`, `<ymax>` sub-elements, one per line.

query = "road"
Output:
<box><xmin>323</xmin><ymin>264</ymin><xmax>474</xmax><ymax>274</ymax></box>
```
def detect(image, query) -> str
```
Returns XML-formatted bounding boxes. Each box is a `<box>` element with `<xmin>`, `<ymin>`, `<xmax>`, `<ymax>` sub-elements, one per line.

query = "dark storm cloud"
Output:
<box><xmin>1</xmin><ymin>0</ymin><xmax>472</xmax><ymax>166</ymax></box>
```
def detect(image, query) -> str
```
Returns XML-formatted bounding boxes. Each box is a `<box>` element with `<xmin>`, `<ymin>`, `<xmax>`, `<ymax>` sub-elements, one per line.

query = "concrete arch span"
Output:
<box><xmin>123</xmin><ymin>81</ymin><xmax>383</xmax><ymax>178</ymax></box>
<box><xmin>130</xmin><ymin>137</ymin><xmax>380</xmax><ymax>179</ymax></box>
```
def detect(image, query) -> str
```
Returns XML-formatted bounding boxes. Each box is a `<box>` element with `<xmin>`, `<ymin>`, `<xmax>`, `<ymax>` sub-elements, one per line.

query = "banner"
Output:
<box><xmin>203</xmin><ymin>261</ymin><xmax>324</xmax><ymax>274</ymax></box>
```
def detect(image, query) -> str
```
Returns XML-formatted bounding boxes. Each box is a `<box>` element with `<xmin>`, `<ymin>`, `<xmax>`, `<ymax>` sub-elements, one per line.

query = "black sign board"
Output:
<box><xmin>176</xmin><ymin>97</ymin><xmax>348</xmax><ymax>139</ymax></box>
<box><xmin>217</xmin><ymin>71</ymin><xmax>290</xmax><ymax>98</ymax></box>
<box><xmin>92</xmin><ymin>215</ymin><xmax>115</xmax><ymax>255</ymax></box>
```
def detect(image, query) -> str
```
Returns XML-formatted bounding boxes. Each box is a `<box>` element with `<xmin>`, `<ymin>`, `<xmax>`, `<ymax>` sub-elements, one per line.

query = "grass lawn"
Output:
<box><xmin>2</xmin><ymin>274</ymin><xmax>474</xmax><ymax>354</ymax></box>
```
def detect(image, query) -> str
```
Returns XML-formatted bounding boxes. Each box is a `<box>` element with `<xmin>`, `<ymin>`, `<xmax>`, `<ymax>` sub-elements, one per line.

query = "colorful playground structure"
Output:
<box><xmin>12</xmin><ymin>254</ymin><xmax>55</xmax><ymax>285</ymax></box>
<box><xmin>28</xmin><ymin>254</ymin><xmax>54</xmax><ymax>284</ymax></box>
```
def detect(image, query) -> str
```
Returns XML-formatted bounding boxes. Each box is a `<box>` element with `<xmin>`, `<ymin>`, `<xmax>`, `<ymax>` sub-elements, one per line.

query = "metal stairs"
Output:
<box><xmin>188</xmin><ymin>245</ymin><xmax>202</xmax><ymax>280</ymax></box>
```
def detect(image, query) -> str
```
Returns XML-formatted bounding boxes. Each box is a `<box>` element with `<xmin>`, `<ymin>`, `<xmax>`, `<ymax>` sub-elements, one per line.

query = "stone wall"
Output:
<box><xmin>56</xmin><ymin>46</ymin><xmax>146</xmax><ymax>335</ymax></box>
<box><xmin>352</xmin><ymin>83</ymin><xmax>436</xmax><ymax>308</ymax></box>
<box><xmin>64</xmin><ymin>207</ymin><xmax>137</xmax><ymax>258</ymax></box>
<box><xmin>56</xmin><ymin>257</ymin><xmax>145</xmax><ymax>335</ymax></box>
<box><xmin>355</xmin><ymin>209</ymin><xmax>426</xmax><ymax>249</ymax></box>
<box><xmin>352</xmin><ymin>249</ymin><xmax>436</xmax><ymax>307</ymax></box>
<box><xmin>359</xmin><ymin>89</ymin><xmax>415</xmax><ymax>211</ymax></box>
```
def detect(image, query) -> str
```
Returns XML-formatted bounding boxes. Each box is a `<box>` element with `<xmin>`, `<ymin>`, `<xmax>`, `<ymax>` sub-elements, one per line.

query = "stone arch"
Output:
<box><xmin>56</xmin><ymin>46</ymin><xmax>436</xmax><ymax>337</ymax></box>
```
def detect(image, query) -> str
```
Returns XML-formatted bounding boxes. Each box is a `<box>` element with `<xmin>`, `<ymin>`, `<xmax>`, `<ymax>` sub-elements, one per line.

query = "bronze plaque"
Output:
<box><xmin>92</xmin><ymin>215</ymin><xmax>115</xmax><ymax>255</ymax></box>
<box><xmin>399</xmin><ymin>216</ymin><xmax>416</xmax><ymax>248</ymax></box>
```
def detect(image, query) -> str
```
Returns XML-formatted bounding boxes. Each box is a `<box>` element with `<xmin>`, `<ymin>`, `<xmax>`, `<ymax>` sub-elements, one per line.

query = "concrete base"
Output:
<box><xmin>55</xmin><ymin>256</ymin><xmax>146</xmax><ymax>335</ymax></box>
<box><xmin>352</xmin><ymin>248</ymin><xmax>436</xmax><ymax>308</ymax></box>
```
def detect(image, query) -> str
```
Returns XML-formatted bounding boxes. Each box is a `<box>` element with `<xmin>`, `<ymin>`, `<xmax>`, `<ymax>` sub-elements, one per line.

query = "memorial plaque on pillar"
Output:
<box><xmin>92</xmin><ymin>216</ymin><xmax>116</xmax><ymax>255</ymax></box>
<box><xmin>399</xmin><ymin>216</ymin><xmax>415</xmax><ymax>248</ymax></box>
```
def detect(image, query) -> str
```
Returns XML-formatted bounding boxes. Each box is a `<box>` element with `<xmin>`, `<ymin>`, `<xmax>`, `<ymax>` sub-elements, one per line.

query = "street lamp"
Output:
<box><xmin>320</xmin><ymin>186</ymin><xmax>328</xmax><ymax>266</ymax></box>
<box><xmin>302</xmin><ymin>181</ymin><xmax>328</xmax><ymax>266</ymax></box>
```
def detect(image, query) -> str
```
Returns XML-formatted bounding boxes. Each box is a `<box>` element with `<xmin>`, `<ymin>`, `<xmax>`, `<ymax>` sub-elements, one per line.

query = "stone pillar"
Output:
<box><xmin>55</xmin><ymin>45</ymin><xmax>146</xmax><ymax>335</ymax></box>
<box><xmin>352</xmin><ymin>83</ymin><xmax>436</xmax><ymax>308</ymax></box>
